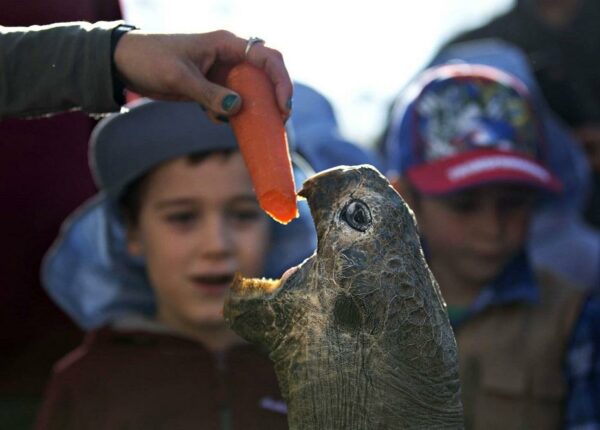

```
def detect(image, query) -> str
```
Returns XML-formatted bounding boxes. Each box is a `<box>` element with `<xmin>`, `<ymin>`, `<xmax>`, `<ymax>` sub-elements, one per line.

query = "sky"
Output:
<box><xmin>121</xmin><ymin>0</ymin><xmax>515</xmax><ymax>147</ymax></box>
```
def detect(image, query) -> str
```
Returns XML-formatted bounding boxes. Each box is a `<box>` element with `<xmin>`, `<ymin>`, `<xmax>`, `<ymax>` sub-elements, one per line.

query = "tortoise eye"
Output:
<box><xmin>341</xmin><ymin>200</ymin><xmax>372</xmax><ymax>232</ymax></box>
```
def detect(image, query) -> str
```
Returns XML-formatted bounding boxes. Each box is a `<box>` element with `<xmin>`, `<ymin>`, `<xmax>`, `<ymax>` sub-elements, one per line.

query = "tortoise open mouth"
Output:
<box><xmin>229</xmin><ymin>265</ymin><xmax>300</xmax><ymax>298</ymax></box>
<box><xmin>230</xmin><ymin>274</ymin><xmax>280</xmax><ymax>297</ymax></box>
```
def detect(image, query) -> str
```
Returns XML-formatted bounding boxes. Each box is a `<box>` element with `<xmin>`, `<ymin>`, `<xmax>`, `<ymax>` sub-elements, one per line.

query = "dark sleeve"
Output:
<box><xmin>0</xmin><ymin>21</ymin><xmax>123</xmax><ymax>119</ymax></box>
<box><xmin>563</xmin><ymin>292</ymin><xmax>600</xmax><ymax>429</ymax></box>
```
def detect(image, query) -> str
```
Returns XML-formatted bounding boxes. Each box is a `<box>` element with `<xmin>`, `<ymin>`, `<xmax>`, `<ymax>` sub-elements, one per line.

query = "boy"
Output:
<box><xmin>35</xmin><ymin>99</ymin><xmax>316</xmax><ymax>429</ymax></box>
<box><xmin>427</xmin><ymin>38</ymin><xmax>600</xmax><ymax>292</ymax></box>
<box><xmin>384</xmin><ymin>64</ymin><xmax>600</xmax><ymax>429</ymax></box>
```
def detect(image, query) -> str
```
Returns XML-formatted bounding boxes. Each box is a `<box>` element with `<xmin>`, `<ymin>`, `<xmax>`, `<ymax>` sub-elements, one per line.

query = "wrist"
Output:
<box><xmin>111</xmin><ymin>24</ymin><xmax>139</xmax><ymax>105</ymax></box>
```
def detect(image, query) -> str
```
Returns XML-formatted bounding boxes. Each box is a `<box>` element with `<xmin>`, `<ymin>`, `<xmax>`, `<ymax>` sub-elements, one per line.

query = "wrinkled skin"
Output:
<box><xmin>224</xmin><ymin>165</ymin><xmax>464</xmax><ymax>429</ymax></box>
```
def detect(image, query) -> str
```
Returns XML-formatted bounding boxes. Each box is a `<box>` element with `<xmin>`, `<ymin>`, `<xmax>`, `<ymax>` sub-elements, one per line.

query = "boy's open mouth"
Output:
<box><xmin>191</xmin><ymin>274</ymin><xmax>235</xmax><ymax>293</ymax></box>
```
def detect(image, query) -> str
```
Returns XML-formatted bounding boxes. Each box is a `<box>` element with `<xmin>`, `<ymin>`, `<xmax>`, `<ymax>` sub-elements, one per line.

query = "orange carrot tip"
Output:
<box><xmin>261</xmin><ymin>189</ymin><xmax>299</xmax><ymax>225</ymax></box>
<box><xmin>225</xmin><ymin>62</ymin><xmax>299</xmax><ymax>224</ymax></box>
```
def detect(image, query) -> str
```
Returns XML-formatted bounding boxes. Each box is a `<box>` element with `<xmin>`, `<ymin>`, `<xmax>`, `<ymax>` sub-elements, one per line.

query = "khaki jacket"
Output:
<box><xmin>457</xmin><ymin>271</ymin><xmax>583</xmax><ymax>429</ymax></box>
<box><xmin>0</xmin><ymin>21</ymin><xmax>121</xmax><ymax>119</ymax></box>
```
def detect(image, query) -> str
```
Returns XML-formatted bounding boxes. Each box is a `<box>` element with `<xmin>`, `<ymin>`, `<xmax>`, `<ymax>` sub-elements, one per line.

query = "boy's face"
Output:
<box><xmin>411</xmin><ymin>184</ymin><xmax>535</xmax><ymax>290</ymax></box>
<box><xmin>127</xmin><ymin>152</ymin><xmax>271</xmax><ymax>332</ymax></box>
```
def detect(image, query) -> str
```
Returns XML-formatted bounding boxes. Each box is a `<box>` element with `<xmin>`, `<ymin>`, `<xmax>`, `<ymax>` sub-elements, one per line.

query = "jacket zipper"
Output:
<box><xmin>214</xmin><ymin>351</ymin><xmax>232</xmax><ymax>430</ymax></box>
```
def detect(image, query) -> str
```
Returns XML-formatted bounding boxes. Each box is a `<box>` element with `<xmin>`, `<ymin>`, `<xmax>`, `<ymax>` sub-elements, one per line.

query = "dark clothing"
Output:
<box><xmin>0</xmin><ymin>21</ymin><xmax>122</xmax><ymax>119</ymax></box>
<box><xmin>35</xmin><ymin>327</ymin><xmax>288</xmax><ymax>430</ymax></box>
<box><xmin>0</xmin><ymin>5</ymin><xmax>122</xmax><ymax>430</ymax></box>
<box><xmin>565</xmin><ymin>291</ymin><xmax>600</xmax><ymax>429</ymax></box>
<box><xmin>446</xmin><ymin>0</ymin><xmax>600</xmax><ymax>128</ymax></box>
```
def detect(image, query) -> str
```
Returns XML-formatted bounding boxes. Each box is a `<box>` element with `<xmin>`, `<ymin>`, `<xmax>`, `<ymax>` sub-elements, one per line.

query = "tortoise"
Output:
<box><xmin>224</xmin><ymin>165</ymin><xmax>464</xmax><ymax>429</ymax></box>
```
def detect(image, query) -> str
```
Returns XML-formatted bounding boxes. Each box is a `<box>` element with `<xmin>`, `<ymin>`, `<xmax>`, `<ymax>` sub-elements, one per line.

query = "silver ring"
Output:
<box><xmin>245</xmin><ymin>37</ymin><xmax>265</xmax><ymax>57</ymax></box>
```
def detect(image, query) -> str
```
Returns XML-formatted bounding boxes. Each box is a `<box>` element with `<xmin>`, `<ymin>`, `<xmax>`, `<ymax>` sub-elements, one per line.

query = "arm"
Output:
<box><xmin>0</xmin><ymin>22</ymin><xmax>293</xmax><ymax>121</ymax></box>
<box><xmin>0</xmin><ymin>21</ymin><xmax>121</xmax><ymax>119</ymax></box>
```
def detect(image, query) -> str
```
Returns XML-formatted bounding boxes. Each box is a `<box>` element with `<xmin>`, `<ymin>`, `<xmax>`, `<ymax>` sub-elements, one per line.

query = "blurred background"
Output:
<box><xmin>121</xmin><ymin>0</ymin><xmax>514</xmax><ymax>146</ymax></box>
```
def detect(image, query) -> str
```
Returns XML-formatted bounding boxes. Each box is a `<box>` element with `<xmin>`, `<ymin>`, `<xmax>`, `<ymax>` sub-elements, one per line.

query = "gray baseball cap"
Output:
<box><xmin>90</xmin><ymin>99</ymin><xmax>239</xmax><ymax>201</ymax></box>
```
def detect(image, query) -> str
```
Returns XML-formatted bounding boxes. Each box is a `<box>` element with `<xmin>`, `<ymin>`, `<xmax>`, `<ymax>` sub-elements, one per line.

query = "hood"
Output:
<box><xmin>42</xmin><ymin>164</ymin><xmax>316</xmax><ymax>330</ymax></box>
<box><xmin>424</xmin><ymin>39</ymin><xmax>591</xmax><ymax>212</ymax></box>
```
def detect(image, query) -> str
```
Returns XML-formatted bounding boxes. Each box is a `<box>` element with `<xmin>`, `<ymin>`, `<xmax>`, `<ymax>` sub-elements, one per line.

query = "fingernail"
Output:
<box><xmin>286</xmin><ymin>97</ymin><xmax>293</xmax><ymax>111</ymax></box>
<box><xmin>216</xmin><ymin>115</ymin><xmax>229</xmax><ymax>123</ymax></box>
<box><xmin>221</xmin><ymin>94</ymin><xmax>239</xmax><ymax>112</ymax></box>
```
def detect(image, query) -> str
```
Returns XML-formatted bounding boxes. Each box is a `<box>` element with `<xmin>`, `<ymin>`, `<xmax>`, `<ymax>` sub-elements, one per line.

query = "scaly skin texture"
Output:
<box><xmin>224</xmin><ymin>165</ymin><xmax>464</xmax><ymax>429</ymax></box>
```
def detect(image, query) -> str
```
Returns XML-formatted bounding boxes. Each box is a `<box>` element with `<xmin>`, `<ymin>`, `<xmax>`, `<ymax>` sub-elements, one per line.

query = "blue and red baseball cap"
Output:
<box><xmin>384</xmin><ymin>64</ymin><xmax>562</xmax><ymax>195</ymax></box>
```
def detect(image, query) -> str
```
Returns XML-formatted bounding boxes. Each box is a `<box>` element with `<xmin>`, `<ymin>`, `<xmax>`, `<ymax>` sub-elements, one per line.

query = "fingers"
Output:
<box><xmin>174</xmin><ymin>64</ymin><xmax>242</xmax><ymax>116</ymax></box>
<box><xmin>244</xmin><ymin>43</ymin><xmax>293</xmax><ymax>119</ymax></box>
<box><xmin>202</xmin><ymin>37</ymin><xmax>293</xmax><ymax>121</ymax></box>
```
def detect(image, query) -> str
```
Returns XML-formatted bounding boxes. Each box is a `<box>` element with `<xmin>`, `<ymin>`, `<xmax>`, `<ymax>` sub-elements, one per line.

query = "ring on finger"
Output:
<box><xmin>245</xmin><ymin>37</ymin><xmax>266</xmax><ymax>57</ymax></box>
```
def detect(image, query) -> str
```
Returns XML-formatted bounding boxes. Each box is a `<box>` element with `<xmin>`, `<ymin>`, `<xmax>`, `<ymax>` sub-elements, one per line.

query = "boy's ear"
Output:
<box><xmin>125</xmin><ymin>225</ymin><xmax>143</xmax><ymax>256</ymax></box>
<box><xmin>389</xmin><ymin>175</ymin><xmax>416</xmax><ymax>209</ymax></box>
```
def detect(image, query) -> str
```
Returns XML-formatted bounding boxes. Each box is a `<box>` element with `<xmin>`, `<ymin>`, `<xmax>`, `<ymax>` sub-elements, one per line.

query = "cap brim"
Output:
<box><xmin>407</xmin><ymin>149</ymin><xmax>563</xmax><ymax>195</ymax></box>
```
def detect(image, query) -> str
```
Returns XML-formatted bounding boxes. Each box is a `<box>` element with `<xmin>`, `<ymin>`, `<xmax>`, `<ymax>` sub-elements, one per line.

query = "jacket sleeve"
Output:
<box><xmin>563</xmin><ymin>292</ymin><xmax>600</xmax><ymax>429</ymax></box>
<box><xmin>0</xmin><ymin>21</ymin><xmax>123</xmax><ymax>119</ymax></box>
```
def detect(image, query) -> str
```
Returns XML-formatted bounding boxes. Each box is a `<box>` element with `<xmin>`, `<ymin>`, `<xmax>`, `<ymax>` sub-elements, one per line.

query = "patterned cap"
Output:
<box><xmin>385</xmin><ymin>64</ymin><xmax>562</xmax><ymax>194</ymax></box>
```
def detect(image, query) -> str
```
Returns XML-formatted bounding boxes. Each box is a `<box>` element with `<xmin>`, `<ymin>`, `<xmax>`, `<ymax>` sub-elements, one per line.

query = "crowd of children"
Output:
<box><xmin>2</xmin><ymin>2</ymin><xmax>599</xmax><ymax>429</ymax></box>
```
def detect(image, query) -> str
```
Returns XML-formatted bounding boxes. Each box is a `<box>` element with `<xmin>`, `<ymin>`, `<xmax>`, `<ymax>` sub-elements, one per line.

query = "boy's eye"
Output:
<box><xmin>228</xmin><ymin>207</ymin><xmax>262</xmax><ymax>223</ymax></box>
<box><xmin>439</xmin><ymin>189</ymin><xmax>537</xmax><ymax>214</ymax></box>
<box><xmin>498</xmin><ymin>193</ymin><xmax>536</xmax><ymax>210</ymax></box>
<box><xmin>441</xmin><ymin>195</ymin><xmax>479</xmax><ymax>213</ymax></box>
<box><xmin>165</xmin><ymin>211</ymin><xmax>197</xmax><ymax>225</ymax></box>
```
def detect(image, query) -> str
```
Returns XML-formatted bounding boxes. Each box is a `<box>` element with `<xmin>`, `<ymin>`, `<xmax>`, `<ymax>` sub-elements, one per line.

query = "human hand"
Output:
<box><xmin>573</xmin><ymin>124</ymin><xmax>600</xmax><ymax>172</ymax></box>
<box><xmin>113</xmin><ymin>29</ymin><xmax>293</xmax><ymax>121</ymax></box>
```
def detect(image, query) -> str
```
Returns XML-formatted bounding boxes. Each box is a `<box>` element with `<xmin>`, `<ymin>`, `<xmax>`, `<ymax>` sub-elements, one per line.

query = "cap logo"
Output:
<box><xmin>416</xmin><ymin>77</ymin><xmax>538</xmax><ymax>162</ymax></box>
<box><xmin>448</xmin><ymin>155</ymin><xmax>550</xmax><ymax>182</ymax></box>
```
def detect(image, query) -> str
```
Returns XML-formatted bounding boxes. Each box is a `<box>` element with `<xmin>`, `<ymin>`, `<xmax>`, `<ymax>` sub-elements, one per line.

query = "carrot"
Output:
<box><xmin>226</xmin><ymin>62</ymin><xmax>298</xmax><ymax>224</ymax></box>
